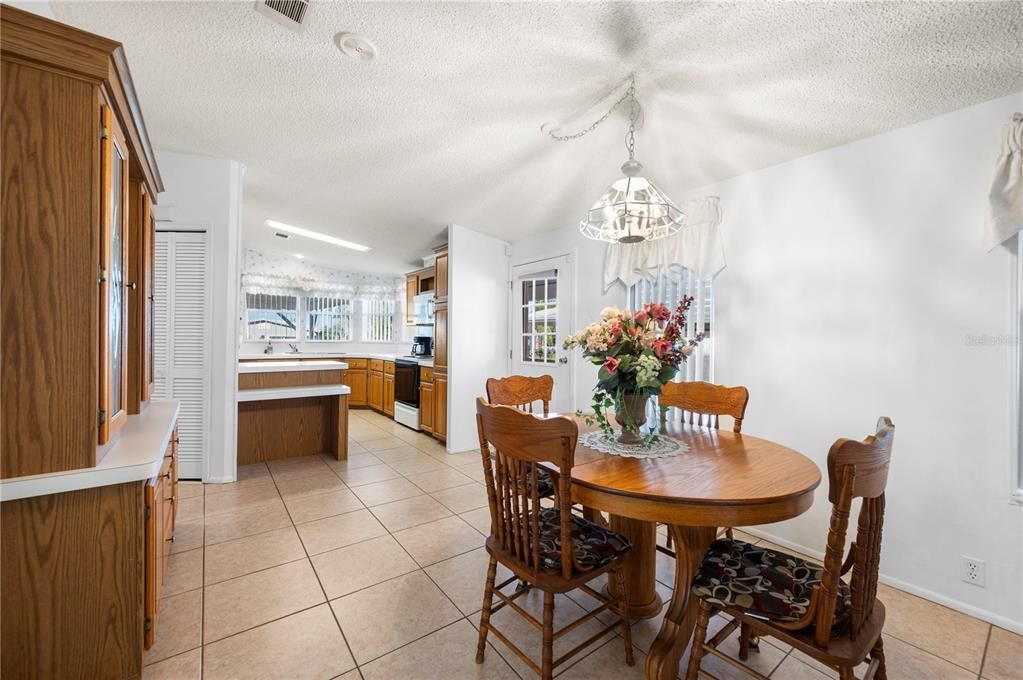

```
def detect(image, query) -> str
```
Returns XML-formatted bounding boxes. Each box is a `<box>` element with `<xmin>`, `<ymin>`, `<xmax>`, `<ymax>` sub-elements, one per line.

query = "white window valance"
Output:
<box><xmin>986</xmin><ymin>113</ymin><xmax>1023</xmax><ymax>251</ymax></box>
<box><xmin>240</xmin><ymin>249</ymin><xmax>402</xmax><ymax>300</ymax></box>
<box><xmin>603</xmin><ymin>196</ymin><xmax>726</xmax><ymax>291</ymax></box>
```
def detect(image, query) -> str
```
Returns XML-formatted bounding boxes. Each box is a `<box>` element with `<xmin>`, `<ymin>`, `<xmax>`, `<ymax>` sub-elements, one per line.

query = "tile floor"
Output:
<box><xmin>144</xmin><ymin>410</ymin><xmax>1020</xmax><ymax>679</ymax></box>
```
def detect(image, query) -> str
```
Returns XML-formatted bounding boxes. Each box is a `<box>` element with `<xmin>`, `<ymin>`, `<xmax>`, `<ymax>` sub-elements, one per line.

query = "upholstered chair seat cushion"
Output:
<box><xmin>692</xmin><ymin>539</ymin><xmax>852</xmax><ymax>625</ymax></box>
<box><xmin>536</xmin><ymin>508</ymin><xmax>631</xmax><ymax>572</ymax></box>
<box><xmin>533</xmin><ymin>468</ymin><xmax>555</xmax><ymax>498</ymax></box>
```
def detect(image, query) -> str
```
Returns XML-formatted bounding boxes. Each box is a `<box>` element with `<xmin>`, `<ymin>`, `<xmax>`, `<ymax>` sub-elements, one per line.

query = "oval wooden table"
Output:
<box><xmin>553</xmin><ymin>418</ymin><xmax>821</xmax><ymax>680</ymax></box>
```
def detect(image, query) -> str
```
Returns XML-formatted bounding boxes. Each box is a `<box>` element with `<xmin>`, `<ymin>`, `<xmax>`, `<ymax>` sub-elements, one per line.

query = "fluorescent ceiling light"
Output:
<box><xmin>265</xmin><ymin>220</ymin><xmax>370</xmax><ymax>252</ymax></box>
<box><xmin>293</xmin><ymin>253</ymin><xmax>305</xmax><ymax>259</ymax></box>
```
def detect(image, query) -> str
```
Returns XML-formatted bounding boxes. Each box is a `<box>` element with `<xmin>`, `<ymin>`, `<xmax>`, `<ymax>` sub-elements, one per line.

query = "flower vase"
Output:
<box><xmin>614</xmin><ymin>393</ymin><xmax>649</xmax><ymax>445</ymax></box>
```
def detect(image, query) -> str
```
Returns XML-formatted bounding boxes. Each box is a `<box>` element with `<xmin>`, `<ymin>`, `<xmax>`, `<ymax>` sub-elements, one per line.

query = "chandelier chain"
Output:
<box><xmin>547</xmin><ymin>75</ymin><xmax>637</xmax><ymax>142</ymax></box>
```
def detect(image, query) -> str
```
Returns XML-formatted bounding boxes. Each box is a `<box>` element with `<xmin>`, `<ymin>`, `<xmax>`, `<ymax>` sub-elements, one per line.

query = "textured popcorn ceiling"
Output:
<box><xmin>53</xmin><ymin>1</ymin><xmax>1023</xmax><ymax>273</ymax></box>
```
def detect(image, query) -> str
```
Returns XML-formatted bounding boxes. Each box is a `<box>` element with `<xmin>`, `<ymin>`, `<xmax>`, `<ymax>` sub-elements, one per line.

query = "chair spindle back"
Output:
<box><xmin>486</xmin><ymin>375</ymin><xmax>554</xmax><ymax>415</ymax></box>
<box><xmin>815</xmin><ymin>416</ymin><xmax>895</xmax><ymax>648</ymax></box>
<box><xmin>475</xmin><ymin>398</ymin><xmax>576</xmax><ymax>581</ymax></box>
<box><xmin>659</xmin><ymin>381</ymin><xmax>750</xmax><ymax>432</ymax></box>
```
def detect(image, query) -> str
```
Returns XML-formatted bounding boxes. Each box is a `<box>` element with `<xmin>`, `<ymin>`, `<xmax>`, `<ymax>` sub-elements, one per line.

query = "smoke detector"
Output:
<box><xmin>335</xmin><ymin>32</ymin><xmax>378</xmax><ymax>62</ymax></box>
<box><xmin>255</xmin><ymin>0</ymin><xmax>309</xmax><ymax>31</ymax></box>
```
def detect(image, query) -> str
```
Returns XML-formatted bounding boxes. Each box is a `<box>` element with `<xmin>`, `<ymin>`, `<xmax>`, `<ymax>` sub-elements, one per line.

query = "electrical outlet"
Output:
<box><xmin>961</xmin><ymin>556</ymin><xmax>986</xmax><ymax>587</ymax></box>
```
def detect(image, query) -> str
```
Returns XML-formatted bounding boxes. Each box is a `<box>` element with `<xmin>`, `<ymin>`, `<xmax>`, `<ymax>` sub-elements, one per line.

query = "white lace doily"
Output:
<box><xmin>579</xmin><ymin>430</ymin><xmax>689</xmax><ymax>459</ymax></box>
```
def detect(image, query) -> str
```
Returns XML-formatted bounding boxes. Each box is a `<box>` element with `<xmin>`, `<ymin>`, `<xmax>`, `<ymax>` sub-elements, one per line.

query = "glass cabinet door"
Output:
<box><xmin>99</xmin><ymin>104</ymin><xmax>130</xmax><ymax>445</ymax></box>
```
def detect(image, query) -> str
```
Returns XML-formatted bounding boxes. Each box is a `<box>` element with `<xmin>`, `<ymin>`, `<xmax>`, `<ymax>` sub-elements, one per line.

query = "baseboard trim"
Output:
<box><xmin>740</xmin><ymin>527</ymin><xmax>1023</xmax><ymax>635</ymax></box>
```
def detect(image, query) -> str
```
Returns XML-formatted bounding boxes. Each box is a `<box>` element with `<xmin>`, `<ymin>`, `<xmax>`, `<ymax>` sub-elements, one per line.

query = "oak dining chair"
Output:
<box><xmin>474</xmin><ymin>398</ymin><xmax>635</xmax><ymax>680</ymax></box>
<box><xmin>684</xmin><ymin>417</ymin><xmax>896</xmax><ymax>680</ymax></box>
<box><xmin>658</xmin><ymin>380</ymin><xmax>750</xmax><ymax>549</ymax></box>
<box><xmin>486</xmin><ymin>375</ymin><xmax>557</xmax><ymax>500</ymax></box>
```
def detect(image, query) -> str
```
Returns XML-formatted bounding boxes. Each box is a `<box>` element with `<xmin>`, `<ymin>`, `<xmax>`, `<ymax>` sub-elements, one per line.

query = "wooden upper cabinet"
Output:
<box><xmin>405</xmin><ymin>274</ymin><xmax>418</xmax><ymax>325</ymax></box>
<box><xmin>434</xmin><ymin>250</ymin><xmax>449</xmax><ymax>301</ymax></box>
<box><xmin>0</xmin><ymin>6</ymin><xmax>163</xmax><ymax>476</ymax></box>
<box><xmin>128</xmin><ymin>181</ymin><xmax>156</xmax><ymax>413</ymax></box>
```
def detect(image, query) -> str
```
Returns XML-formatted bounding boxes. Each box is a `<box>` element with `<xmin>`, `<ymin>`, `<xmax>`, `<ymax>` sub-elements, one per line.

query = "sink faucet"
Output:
<box><xmin>263</xmin><ymin>338</ymin><xmax>274</xmax><ymax>354</ymax></box>
<box><xmin>288</xmin><ymin>343</ymin><xmax>299</xmax><ymax>354</ymax></box>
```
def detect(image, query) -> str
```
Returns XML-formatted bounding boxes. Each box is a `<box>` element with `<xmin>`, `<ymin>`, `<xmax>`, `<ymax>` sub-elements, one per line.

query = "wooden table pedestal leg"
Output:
<box><xmin>644</xmin><ymin>525</ymin><xmax>717</xmax><ymax>680</ymax></box>
<box><xmin>605</xmin><ymin>515</ymin><xmax>664</xmax><ymax>620</ymax></box>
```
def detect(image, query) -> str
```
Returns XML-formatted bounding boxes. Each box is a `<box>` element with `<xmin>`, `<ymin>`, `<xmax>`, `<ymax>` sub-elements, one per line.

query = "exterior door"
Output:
<box><xmin>510</xmin><ymin>255</ymin><xmax>574</xmax><ymax>413</ymax></box>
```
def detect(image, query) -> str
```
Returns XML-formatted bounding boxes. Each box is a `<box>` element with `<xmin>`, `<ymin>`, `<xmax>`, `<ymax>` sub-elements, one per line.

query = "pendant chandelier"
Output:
<box><xmin>548</xmin><ymin>77</ymin><xmax>685</xmax><ymax>244</ymax></box>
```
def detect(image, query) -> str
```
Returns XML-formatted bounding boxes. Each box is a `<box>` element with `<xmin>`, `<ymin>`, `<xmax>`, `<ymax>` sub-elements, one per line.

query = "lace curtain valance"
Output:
<box><xmin>240</xmin><ymin>249</ymin><xmax>402</xmax><ymax>300</ymax></box>
<box><xmin>986</xmin><ymin>113</ymin><xmax>1023</xmax><ymax>251</ymax></box>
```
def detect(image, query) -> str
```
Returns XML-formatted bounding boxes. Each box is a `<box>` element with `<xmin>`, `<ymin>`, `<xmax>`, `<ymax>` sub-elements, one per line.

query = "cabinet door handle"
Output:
<box><xmin>127</xmin><ymin>281</ymin><xmax>137</xmax><ymax>290</ymax></box>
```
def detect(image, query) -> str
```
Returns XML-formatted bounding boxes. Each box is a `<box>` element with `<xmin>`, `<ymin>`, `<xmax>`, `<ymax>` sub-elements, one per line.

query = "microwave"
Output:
<box><xmin>412</xmin><ymin>292</ymin><xmax>435</xmax><ymax>325</ymax></box>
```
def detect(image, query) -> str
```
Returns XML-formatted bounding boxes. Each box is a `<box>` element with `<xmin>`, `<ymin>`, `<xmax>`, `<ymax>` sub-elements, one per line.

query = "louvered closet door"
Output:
<box><xmin>154</xmin><ymin>231</ymin><xmax>210</xmax><ymax>479</ymax></box>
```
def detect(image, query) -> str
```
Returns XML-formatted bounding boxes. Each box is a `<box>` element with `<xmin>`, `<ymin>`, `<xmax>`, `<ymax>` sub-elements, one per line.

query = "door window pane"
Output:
<box><xmin>520</xmin><ymin>273</ymin><xmax>557</xmax><ymax>364</ymax></box>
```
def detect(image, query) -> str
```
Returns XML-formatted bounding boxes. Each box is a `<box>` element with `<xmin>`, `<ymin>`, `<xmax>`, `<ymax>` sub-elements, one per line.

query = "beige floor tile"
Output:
<box><xmin>406</xmin><ymin>467</ymin><xmax>475</xmax><ymax>492</ymax></box>
<box><xmin>454</xmin><ymin>461</ymin><xmax>488</xmax><ymax>482</ymax></box>
<box><xmin>424</xmin><ymin>546</ymin><xmax>511</xmax><ymax>616</ymax></box>
<box><xmin>679</xmin><ymin>618</ymin><xmax>787</xmax><ymax>680</ymax></box>
<box><xmin>204</xmin><ymin>526</ymin><xmax>306</xmax><ymax>585</ymax></box>
<box><xmin>325</xmin><ymin>451</ymin><xmax>383</xmax><ymax>471</ymax></box>
<box><xmin>203</xmin><ymin>484</ymin><xmax>281</xmax><ymax>517</ymax></box>
<box><xmin>479</xmin><ymin>588</ymin><xmax>614</xmax><ymax>678</ymax></box>
<box><xmin>372</xmin><ymin>446</ymin><xmax>426</xmax><ymax>464</ymax></box>
<box><xmin>284</xmin><ymin>488</ymin><xmax>364</xmax><ymax>524</ymax></box>
<box><xmin>439</xmin><ymin>449</ymin><xmax>480</xmax><ymax>466</ymax></box>
<box><xmin>266</xmin><ymin>456</ymin><xmax>332</xmax><ymax>482</ymax></box>
<box><xmin>360</xmin><ymin>436</ymin><xmax>406</xmax><ymax>451</ymax></box>
<box><xmin>203</xmin><ymin>559</ymin><xmax>325</xmax><ymax>643</ymax></box>
<box><xmin>879</xmin><ymin>633</ymin><xmax>975</xmax><ymax>679</ymax></box>
<box><xmin>351</xmin><ymin>477</ymin><xmax>424</xmax><ymax>506</ymax></box>
<box><xmin>296</xmin><ymin>508</ymin><xmax>388</xmax><ymax>555</ymax></box>
<box><xmin>311</xmin><ymin>535</ymin><xmax>420</xmax><ymax>599</ymax></box>
<box><xmin>143</xmin><ymin>589</ymin><xmax>202</xmax><ymax>665</ymax></box>
<box><xmin>204</xmin><ymin>498</ymin><xmax>291</xmax><ymax>545</ymax></box>
<box><xmin>176</xmin><ymin>495</ymin><xmax>204</xmax><ymax>521</ymax></box>
<box><xmin>335</xmin><ymin>669</ymin><xmax>361</xmax><ymax>680</ymax></box>
<box><xmin>163</xmin><ymin>548</ymin><xmax>203</xmax><ymax>597</ymax></box>
<box><xmin>459</xmin><ymin>507</ymin><xmax>493</xmax><ymax>535</ymax></box>
<box><xmin>177</xmin><ymin>482</ymin><xmax>203</xmax><ymax>499</ymax></box>
<box><xmin>983</xmin><ymin>625</ymin><xmax>1023</xmax><ymax>680</ymax></box>
<box><xmin>558</xmin><ymin>636</ymin><xmax>644</xmax><ymax>679</ymax></box>
<box><xmin>369</xmin><ymin>495</ymin><xmax>453</xmax><ymax>532</ymax></box>
<box><xmin>386</xmin><ymin>454</ymin><xmax>448</xmax><ymax>476</ymax></box>
<box><xmin>360</xmin><ymin>619</ymin><xmax>519</xmax><ymax>680</ymax></box>
<box><xmin>274</xmin><ymin>472</ymin><xmax>347</xmax><ymax>499</ymax></box>
<box><xmin>237</xmin><ymin>463</ymin><xmax>270</xmax><ymax>481</ymax></box>
<box><xmin>655</xmin><ymin>547</ymin><xmax>676</xmax><ymax>590</ymax></box>
<box><xmin>141</xmin><ymin>648</ymin><xmax>201</xmax><ymax>679</ymax></box>
<box><xmin>337</xmin><ymin>463</ymin><xmax>402</xmax><ymax>487</ymax></box>
<box><xmin>203</xmin><ymin>477</ymin><xmax>277</xmax><ymax>497</ymax></box>
<box><xmin>169</xmin><ymin>518</ymin><xmax>203</xmax><ymax>554</ymax></box>
<box><xmin>878</xmin><ymin>583</ymin><xmax>989</xmax><ymax>671</ymax></box>
<box><xmin>349</xmin><ymin>425</ymin><xmax>390</xmax><ymax>443</ymax></box>
<box><xmin>394</xmin><ymin>516</ymin><xmax>485</xmax><ymax>566</ymax></box>
<box><xmin>331</xmin><ymin>570</ymin><xmax>462</xmax><ymax>664</ymax></box>
<box><xmin>430</xmin><ymin>482</ymin><xmax>489</xmax><ymax>514</ymax></box>
<box><xmin>346</xmin><ymin>439</ymin><xmax>368</xmax><ymax>454</ymax></box>
<box><xmin>766</xmin><ymin>655</ymin><xmax>829</xmax><ymax>679</ymax></box>
<box><xmin>203</xmin><ymin>604</ymin><xmax>355</xmax><ymax>680</ymax></box>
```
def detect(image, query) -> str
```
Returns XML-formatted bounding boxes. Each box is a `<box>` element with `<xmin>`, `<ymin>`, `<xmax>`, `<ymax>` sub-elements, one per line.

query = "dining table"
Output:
<box><xmin>546</xmin><ymin>416</ymin><xmax>821</xmax><ymax>680</ymax></box>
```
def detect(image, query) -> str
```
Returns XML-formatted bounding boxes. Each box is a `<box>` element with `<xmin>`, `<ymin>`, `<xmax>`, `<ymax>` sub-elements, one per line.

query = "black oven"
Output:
<box><xmin>394</xmin><ymin>359</ymin><xmax>420</xmax><ymax>408</ymax></box>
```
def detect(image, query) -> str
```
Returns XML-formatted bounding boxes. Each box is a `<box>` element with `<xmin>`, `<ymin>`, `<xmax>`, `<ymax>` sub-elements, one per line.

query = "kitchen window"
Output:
<box><xmin>245</xmin><ymin>293</ymin><xmax>298</xmax><ymax>341</ymax></box>
<box><xmin>305</xmin><ymin>295</ymin><xmax>352</xmax><ymax>342</ymax></box>
<box><xmin>627</xmin><ymin>268</ymin><xmax>715</xmax><ymax>383</ymax></box>
<box><xmin>362</xmin><ymin>299</ymin><xmax>396</xmax><ymax>342</ymax></box>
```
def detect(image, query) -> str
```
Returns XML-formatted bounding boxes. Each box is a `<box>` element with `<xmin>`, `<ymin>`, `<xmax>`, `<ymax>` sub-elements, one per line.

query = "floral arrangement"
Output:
<box><xmin>563</xmin><ymin>298</ymin><xmax>704</xmax><ymax>443</ymax></box>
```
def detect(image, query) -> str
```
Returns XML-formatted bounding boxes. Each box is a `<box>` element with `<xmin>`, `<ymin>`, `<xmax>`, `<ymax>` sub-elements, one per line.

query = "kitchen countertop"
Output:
<box><xmin>0</xmin><ymin>400</ymin><xmax>180</xmax><ymax>502</ymax></box>
<box><xmin>238</xmin><ymin>359</ymin><xmax>348</xmax><ymax>373</ymax></box>
<box><xmin>237</xmin><ymin>385</ymin><xmax>352</xmax><ymax>402</ymax></box>
<box><xmin>239</xmin><ymin>353</ymin><xmax>434</xmax><ymax>367</ymax></box>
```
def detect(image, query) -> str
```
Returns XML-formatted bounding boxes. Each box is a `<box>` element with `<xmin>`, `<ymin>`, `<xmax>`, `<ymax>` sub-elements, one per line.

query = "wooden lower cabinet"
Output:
<box><xmin>144</xmin><ymin>429</ymin><xmax>178</xmax><ymax>650</ymax></box>
<box><xmin>383</xmin><ymin>372</ymin><xmax>395</xmax><ymax>417</ymax></box>
<box><xmin>420</xmin><ymin>377</ymin><xmax>435</xmax><ymax>434</ymax></box>
<box><xmin>343</xmin><ymin>369</ymin><xmax>368</xmax><ymax>406</ymax></box>
<box><xmin>433</xmin><ymin>368</ymin><xmax>448</xmax><ymax>441</ymax></box>
<box><xmin>368</xmin><ymin>369</ymin><xmax>383</xmax><ymax>411</ymax></box>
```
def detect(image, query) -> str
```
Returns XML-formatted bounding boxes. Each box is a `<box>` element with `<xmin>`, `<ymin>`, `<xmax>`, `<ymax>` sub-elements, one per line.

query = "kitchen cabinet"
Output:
<box><xmin>342</xmin><ymin>359</ymin><xmax>368</xmax><ymax>406</ymax></box>
<box><xmin>432</xmin><ymin>246</ymin><xmax>449</xmax><ymax>443</ymax></box>
<box><xmin>434</xmin><ymin>250</ymin><xmax>449</xmax><ymax>302</ymax></box>
<box><xmin>433</xmin><ymin>369</ymin><xmax>448</xmax><ymax>440</ymax></box>
<box><xmin>144</xmin><ymin>430</ymin><xmax>177</xmax><ymax>650</ymax></box>
<box><xmin>368</xmin><ymin>367</ymin><xmax>384</xmax><ymax>411</ymax></box>
<box><xmin>419</xmin><ymin>367</ymin><xmax>434</xmax><ymax>434</ymax></box>
<box><xmin>129</xmin><ymin>180</ymin><xmax>156</xmax><ymax>414</ymax></box>
<box><xmin>383</xmin><ymin>361</ymin><xmax>395</xmax><ymax>417</ymax></box>
<box><xmin>404</xmin><ymin>266</ymin><xmax>436</xmax><ymax>325</ymax></box>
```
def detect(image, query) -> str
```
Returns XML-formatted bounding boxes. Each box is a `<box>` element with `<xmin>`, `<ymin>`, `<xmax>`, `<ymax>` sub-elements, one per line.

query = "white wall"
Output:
<box><xmin>156</xmin><ymin>151</ymin><xmax>244</xmax><ymax>483</ymax></box>
<box><xmin>509</xmin><ymin>91</ymin><xmax>1023</xmax><ymax>631</ymax></box>
<box><xmin>447</xmin><ymin>224</ymin><xmax>511</xmax><ymax>453</ymax></box>
<box><xmin>6</xmin><ymin>1</ymin><xmax>55</xmax><ymax>19</ymax></box>
<box><xmin>511</xmin><ymin>228</ymin><xmax>626</xmax><ymax>412</ymax></box>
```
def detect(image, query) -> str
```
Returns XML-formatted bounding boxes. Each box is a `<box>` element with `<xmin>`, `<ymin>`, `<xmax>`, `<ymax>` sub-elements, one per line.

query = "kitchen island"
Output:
<box><xmin>237</xmin><ymin>360</ymin><xmax>350</xmax><ymax>464</ymax></box>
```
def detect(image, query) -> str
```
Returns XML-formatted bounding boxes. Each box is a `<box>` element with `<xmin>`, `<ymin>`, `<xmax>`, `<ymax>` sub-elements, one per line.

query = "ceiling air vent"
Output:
<box><xmin>254</xmin><ymin>0</ymin><xmax>309</xmax><ymax>30</ymax></box>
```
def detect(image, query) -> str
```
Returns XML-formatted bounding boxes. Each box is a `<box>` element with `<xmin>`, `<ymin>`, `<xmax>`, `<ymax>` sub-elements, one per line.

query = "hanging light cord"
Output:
<box><xmin>547</xmin><ymin>75</ymin><xmax>637</xmax><ymax>146</ymax></box>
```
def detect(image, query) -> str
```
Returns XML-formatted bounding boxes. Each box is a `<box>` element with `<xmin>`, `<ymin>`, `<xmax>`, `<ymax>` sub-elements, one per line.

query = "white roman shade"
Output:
<box><xmin>240</xmin><ymin>249</ymin><xmax>402</xmax><ymax>300</ymax></box>
<box><xmin>603</xmin><ymin>196</ymin><xmax>726</xmax><ymax>290</ymax></box>
<box><xmin>986</xmin><ymin>113</ymin><xmax>1023</xmax><ymax>251</ymax></box>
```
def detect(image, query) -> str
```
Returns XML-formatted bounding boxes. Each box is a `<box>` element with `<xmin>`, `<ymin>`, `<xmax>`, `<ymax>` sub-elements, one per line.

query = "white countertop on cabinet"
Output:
<box><xmin>0</xmin><ymin>400</ymin><xmax>180</xmax><ymax>502</ymax></box>
<box><xmin>238</xmin><ymin>360</ymin><xmax>348</xmax><ymax>373</ymax></box>
<box><xmin>238</xmin><ymin>353</ymin><xmax>434</xmax><ymax>367</ymax></box>
<box><xmin>237</xmin><ymin>385</ymin><xmax>352</xmax><ymax>402</ymax></box>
